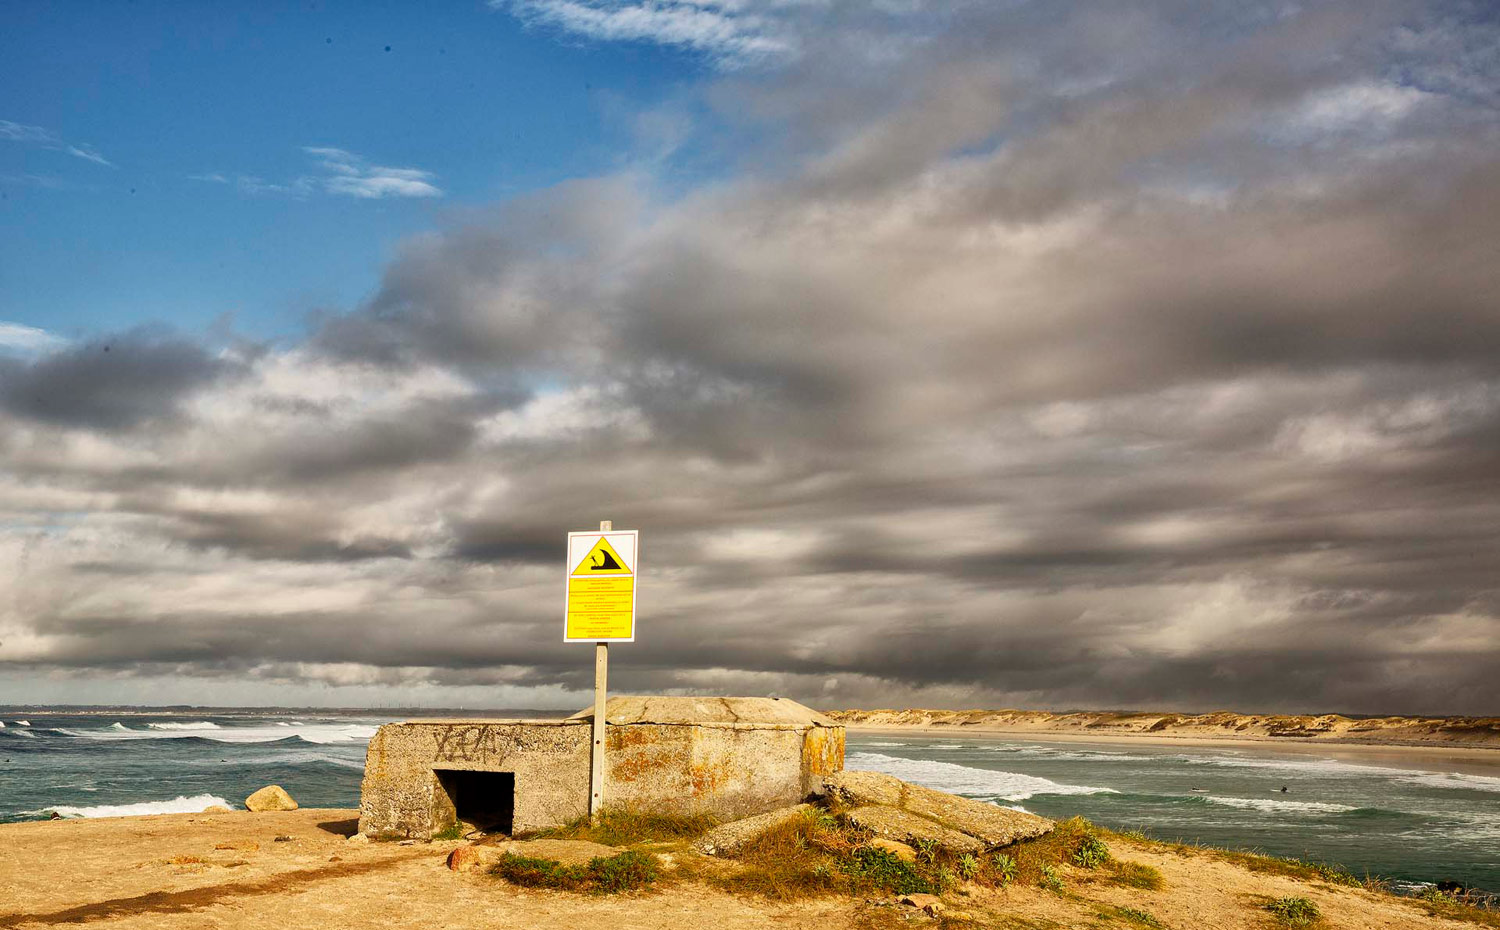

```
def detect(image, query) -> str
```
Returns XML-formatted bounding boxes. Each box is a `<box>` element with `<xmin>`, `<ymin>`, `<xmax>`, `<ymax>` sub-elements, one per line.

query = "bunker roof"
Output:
<box><xmin>568</xmin><ymin>695</ymin><xmax>835</xmax><ymax>727</ymax></box>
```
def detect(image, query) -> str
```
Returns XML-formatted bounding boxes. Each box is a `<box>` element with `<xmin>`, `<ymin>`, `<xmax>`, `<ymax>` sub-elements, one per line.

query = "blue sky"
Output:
<box><xmin>2</xmin><ymin>2</ymin><xmax>1499</xmax><ymax>712</ymax></box>
<box><xmin>1</xmin><ymin>1</ymin><xmax>702</xmax><ymax>342</ymax></box>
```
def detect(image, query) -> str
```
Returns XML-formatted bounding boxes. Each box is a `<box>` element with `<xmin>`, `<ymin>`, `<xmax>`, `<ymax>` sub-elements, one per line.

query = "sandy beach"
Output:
<box><xmin>846</xmin><ymin>725</ymin><xmax>1500</xmax><ymax>777</ymax></box>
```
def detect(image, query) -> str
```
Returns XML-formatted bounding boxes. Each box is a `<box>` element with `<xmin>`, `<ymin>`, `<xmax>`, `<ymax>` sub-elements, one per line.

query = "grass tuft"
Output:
<box><xmin>1098</xmin><ymin>905</ymin><xmax>1164</xmax><ymax>927</ymax></box>
<box><xmin>523</xmin><ymin>808</ymin><xmax>718</xmax><ymax>847</ymax></box>
<box><xmin>431</xmin><ymin>822</ymin><xmax>467</xmax><ymax>841</ymax></box>
<box><xmin>490</xmin><ymin>850</ymin><xmax>659</xmax><ymax>894</ymax></box>
<box><xmin>1105</xmin><ymin>859</ymin><xmax>1165</xmax><ymax>891</ymax></box>
<box><xmin>1265</xmin><ymin>896</ymin><xmax>1321</xmax><ymax>925</ymax></box>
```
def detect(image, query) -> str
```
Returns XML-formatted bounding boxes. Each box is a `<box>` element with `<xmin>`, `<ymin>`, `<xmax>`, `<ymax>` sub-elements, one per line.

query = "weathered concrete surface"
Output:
<box><xmin>846</xmin><ymin>805</ymin><xmax>986</xmax><ymax>854</ymax></box>
<box><xmin>825</xmin><ymin>770</ymin><xmax>1053</xmax><ymax>848</ymax></box>
<box><xmin>693</xmin><ymin>803</ymin><xmax>814</xmax><ymax>856</ymax></box>
<box><xmin>358</xmin><ymin>697</ymin><xmax>844</xmax><ymax>839</ymax></box>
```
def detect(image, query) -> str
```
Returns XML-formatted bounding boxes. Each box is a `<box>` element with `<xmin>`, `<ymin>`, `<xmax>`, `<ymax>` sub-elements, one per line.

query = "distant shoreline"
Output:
<box><xmin>826</xmin><ymin>708</ymin><xmax>1500</xmax><ymax>756</ymax></box>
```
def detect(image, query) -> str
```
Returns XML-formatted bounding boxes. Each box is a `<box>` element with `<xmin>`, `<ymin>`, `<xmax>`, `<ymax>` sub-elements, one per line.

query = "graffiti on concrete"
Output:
<box><xmin>432</xmin><ymin>724</ymin><xmax>575</xmax><ymax>764</ymax></box>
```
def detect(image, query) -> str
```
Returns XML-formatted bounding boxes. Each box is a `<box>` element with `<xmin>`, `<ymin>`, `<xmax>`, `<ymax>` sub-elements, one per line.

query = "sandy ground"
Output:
<box><xmin>0</xmin><ymin>809</ymin><xmax>1480</xmax><ymax>930</ymax></box>
<box><xmin>848</xmin><ymin>726</ymin><xmax>1500</xmax><ymax>777</ymax></box>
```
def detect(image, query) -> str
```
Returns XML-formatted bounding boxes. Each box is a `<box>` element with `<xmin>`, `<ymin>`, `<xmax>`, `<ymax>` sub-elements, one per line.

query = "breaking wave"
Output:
<box><xmin>145</xmin><ymin>721</ymin><xmax>221</xmax><ymax>731</ymax></box>
<box><xmin>1205</xmin><ymin>795</ymin><xmax>1358</xmax><ymax>814</ymax></box>
<box><xmin>846</xmin><ymin>751</ymin><xmax>1117</xmax><ymax>801</ymax></box>
<box><xmin>55</xmin><ymin>722</ymin><xmax>377</xmax><ymax>745</ymax></box>
<box><xmin>34</xmin><ymin>794</ymin><xmax>233</xmax><ymax>819</ymax></box>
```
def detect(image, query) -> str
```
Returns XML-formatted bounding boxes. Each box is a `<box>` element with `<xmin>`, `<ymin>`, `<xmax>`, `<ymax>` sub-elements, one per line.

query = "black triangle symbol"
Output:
<box><xmin>591</xmin><ymin>549</ymin><xmax>623</xmax><ymax>571</ymax></box>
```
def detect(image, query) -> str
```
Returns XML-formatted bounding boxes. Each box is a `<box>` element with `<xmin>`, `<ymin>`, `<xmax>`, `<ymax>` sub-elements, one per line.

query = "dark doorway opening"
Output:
<box><xmin>436</xmin><ymin>770</ymin><xmax>515</xmax><ymax>835</ymax></box>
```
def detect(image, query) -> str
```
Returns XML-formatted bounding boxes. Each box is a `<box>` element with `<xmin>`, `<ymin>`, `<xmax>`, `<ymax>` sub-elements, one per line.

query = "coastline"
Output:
<box><xmin>845</xmin><ymin>725</ymin><xmax>1500</xmax><ymax>776</ymax></box>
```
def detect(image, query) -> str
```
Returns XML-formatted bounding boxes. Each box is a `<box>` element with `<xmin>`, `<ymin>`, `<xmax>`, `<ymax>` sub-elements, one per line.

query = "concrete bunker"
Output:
<box><xmin>358</xmin><ymin>696</ymin><xmax>845</xmax><ymax>839</ymax></box>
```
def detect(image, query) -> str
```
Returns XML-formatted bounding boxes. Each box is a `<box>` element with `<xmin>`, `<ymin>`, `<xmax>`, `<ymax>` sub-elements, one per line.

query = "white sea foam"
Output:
<box><xmin>1398</xmin><ymin>772</ymin><xmax>1500</xmax><ymax>794</ymax></box>
<box><xmin>58</xmin><ymin>722</ymin><xmax>378</xmax><ymax>744</ymax></box>
<box><xmin>15</xmin><ymin>720</ymin><xmax>29</xmax><ymax>726</ymax></box>
<box><xmin>846</xmin><ymin>751</ymin><xmax>1117</xmax><ymax>801</ymax></box>
<box><xmin>862</xmin><ymin>741</ymin><xmax>907</xmax><ymax>748</ymax></box>
<box><xmin>107</xmin><ymin>722</ymin><xmax>130</xmax><ymax>731</ymax></box>
<box><xmin>38</xmin><ymin>794</ymin><xmax>233</xmax><ymax>819</ymax></box>
<box><xmin>145</xmin><ymin>721</ymin><xmax>222</xmax><ymax>731</ymax></box>
<box><xmin>1206</xmin><ymin>795</ymin><xmax>1357</xmax><ymax>814</ymax></box>
<box><xmin>0</xmin><ymin>721</ymin><xmax>6</xmax><ymax>728</ymax></box>
<box><xmin>1</xmin><ymin>726</ymin><xmax>35</xmax><ymax>738</ymax></box>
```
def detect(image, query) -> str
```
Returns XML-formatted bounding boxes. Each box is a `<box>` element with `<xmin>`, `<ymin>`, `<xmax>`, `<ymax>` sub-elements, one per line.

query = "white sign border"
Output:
<box><xmin>564</xmin><ymin>529</ymin><xmax>638</xmax><ymax>644</ymax></box>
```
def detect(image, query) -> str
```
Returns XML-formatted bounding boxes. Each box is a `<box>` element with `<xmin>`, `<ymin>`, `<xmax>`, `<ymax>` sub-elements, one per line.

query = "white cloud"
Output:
<box><xmin>304</xmin><ymin>146</ymin><xmax>443</xmax><ymax>199</ymax></box>
<box><xmin>0</xmin><ymin>119</ymin><xmax>113</xmax><ymax>167</ymax></box>
<box><xmin>189</xmin><ymin>149</ymin><xmax>441</xmax><ymax>200</ymax></box>
<box><xmin>500</xmin><ymin>0</ymin><xmax>798</xmax><ymax>65</ymax></box>
<box><xmin>0</xmin><ymin>321</ymin><xmax>65</xmax><ymax>354</ymax></box>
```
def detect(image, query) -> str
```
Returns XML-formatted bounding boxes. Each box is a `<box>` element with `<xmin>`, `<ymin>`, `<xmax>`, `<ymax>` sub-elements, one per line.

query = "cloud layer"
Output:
<box><xmin>3</xmin><ymin>1</ymin><xmax>1499</xmax><ymax>712</ymax></box>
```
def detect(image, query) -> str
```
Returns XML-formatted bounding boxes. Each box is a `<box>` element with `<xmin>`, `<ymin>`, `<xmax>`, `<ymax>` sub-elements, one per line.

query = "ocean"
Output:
<box><xmin>2</xmin><ymin>709</ymin><xmax>1495</xmax><ymax>892</ymax></box>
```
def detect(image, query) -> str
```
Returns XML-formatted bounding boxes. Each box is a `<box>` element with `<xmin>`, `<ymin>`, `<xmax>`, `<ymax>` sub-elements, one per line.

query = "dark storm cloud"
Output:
<box><xmin>0</xmin><ymin>329</ymin><xmax>239</xmax><ymax>430</ymax></box>
<box><xmin>3</xmin><ymin>1</ymin><xmax>1499</xmax><ymax>712</ymax></box>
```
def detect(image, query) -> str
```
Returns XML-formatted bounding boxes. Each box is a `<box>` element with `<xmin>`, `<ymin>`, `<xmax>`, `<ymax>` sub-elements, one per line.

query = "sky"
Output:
<box><xmin>1</xmin><ymin>1</ymin><xmax>1498</xmax><ymax>714</ymax></box>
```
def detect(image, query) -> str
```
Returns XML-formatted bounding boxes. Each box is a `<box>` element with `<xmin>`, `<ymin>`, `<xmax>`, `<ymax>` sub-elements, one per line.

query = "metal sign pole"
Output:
<box><xmin>590</xmin><ymin>519</ymin><xmax>610</xmax><ymax>820</ymax></box>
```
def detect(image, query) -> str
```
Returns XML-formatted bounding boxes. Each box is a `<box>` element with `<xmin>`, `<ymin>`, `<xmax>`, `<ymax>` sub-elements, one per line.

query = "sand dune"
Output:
<box><xmin>825</xmin><ymin>709</ymin><xmax>1500</xmax><ymax>749</ymax></box>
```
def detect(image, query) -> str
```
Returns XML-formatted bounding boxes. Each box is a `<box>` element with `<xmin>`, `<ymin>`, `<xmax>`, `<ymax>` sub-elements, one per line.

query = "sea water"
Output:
<box><xmin>2</xmin><ymin>710</ymin><xmax>1495</xmax><ymax>891</ymax></box>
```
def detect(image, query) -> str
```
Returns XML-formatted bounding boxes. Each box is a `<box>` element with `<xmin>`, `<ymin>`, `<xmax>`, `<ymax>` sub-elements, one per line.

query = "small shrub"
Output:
<box><xmin>913</xmin><ymin>838</ymin><xmax>940</xmax><ymax>865</ymax></box>
<box><xmin>1039</xmin><ymin>864</ymin><xmax>1065</xmax><ymax>893</ymax></box>
<box><xmin>431</xmin><ymin>822</ymin><xmax>466</xmax><ymax>841</ymax></box>
<box><xmin>991</xmin><ymin>852</ymin><xmax>1018</xmax><ymax>885</ymax></box>
<box><xmin>490</xmin><ymin>850</ymin><xmax>659</xmax><ymax>894</ymax></box>
<box><xmin>1074</xmin><ymin>833</ymin><xmax>1111</xmax><ymax>869</ymax></box>
<box><xmin>842</xmin><ymin>846</ymin><xmax>941</xmax><ymax>895</ymax></box>
<box><xmin>1265</xmin><ymin>896</ymin><xmax>1321</xmax><ymax>925</ymax></box>
<box><xmin>956</xmin><ymin>853</ymin><xmax>980</xmax><ymax>880</ymax></box>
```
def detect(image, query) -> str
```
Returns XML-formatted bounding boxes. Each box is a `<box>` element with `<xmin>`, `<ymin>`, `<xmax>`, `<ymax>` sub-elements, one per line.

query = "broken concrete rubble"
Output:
<box><xmin>823</xmin><ymin>770</ymin><xmax>1053</xmax><ymax>848</ymax></box>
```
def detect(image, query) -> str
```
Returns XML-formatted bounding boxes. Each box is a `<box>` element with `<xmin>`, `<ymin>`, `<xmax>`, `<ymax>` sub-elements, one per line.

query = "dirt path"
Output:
<box><xmin>0</xmin><ymin>810</ymin><xmax>1479</xmax><ymax>929</ymax></box>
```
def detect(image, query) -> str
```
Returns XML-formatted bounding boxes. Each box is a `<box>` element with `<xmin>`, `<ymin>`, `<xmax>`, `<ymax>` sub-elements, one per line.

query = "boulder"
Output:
<box><xmin>693</xmin><ymin>804</ymin><xmax>813</xmax><ymax>856</ymax></box>
<box><xmin>867</xmin><ymin>838</ymin><xmax>917</xmax><ymax>862</ymax></box>
<box><xmin>846</xmin><ymin>805</ymin><xmax>984</xmax><ymax>854</ymax></box>
<box><xmin>202</xmin><ymin>805</ymin><xmax>231</xmax><ymax>813</ymax></box>
<box><xmin>345</xmin><ymin>833</ymin><xmax>370</xmax><ymax>844</ymax></box>
<box><xmin>447</xmin><ymin>845</ymin><xmax>504</xmax><ymax>872</ymax></box>
<box><xmin>244</xmin><ymin>785</ymin><xmax>298</xmax><ymax>812</ymax></box>
<box><xmin>825</xmin><ymin>770</ymin><xmax>1052</xmax><ymax>847</ymax></box>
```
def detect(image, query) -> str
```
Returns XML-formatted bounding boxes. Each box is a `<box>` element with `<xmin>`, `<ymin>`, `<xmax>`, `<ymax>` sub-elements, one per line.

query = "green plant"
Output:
<box><xmin>1074</xmin><ymin>832</ymin><xmax>1111</xmax><ymax>869</ymax></box>
<box><xmin>913</xmin><ymin>838</ymin><xmax>940</xmax><ymax>865</ymax></box>
<box><xmin>956</xmin><ymin>853</ymin><xmax>980</xmax><ymax>880</ymax></box>
<box><xmin>490</xmin><ymin>850</ymin><xmax>659</xmax><ymax>894</ymax></box>
<box><xmin>842</xmin><ymin>846</ymin><xmax>941</xmax><ymax>895</ymax></box>
<box><xmin>431</xmin><ymin>822</ymin><xmax>467</xmax><ymax>841</ymax></box>
<box><xmin>991</xmin><ymin>852</ymin><xmax>1018</xmax><ymax>885</ymax></box>
<box><xmin>1265</xmin><ymin>896</ymin><xmax>1321</xmax><ymax>926</ymax></box>
<box><xmin>1101</xmin><ymin>905</ymin><xmax>1163</xmax><ymax>928</ymax></box>
<box><xmin>524</xmin><ymin>809</ymin><xmax>718</xmax><ymax>847</ymax></box>
<box><xmin>1039</xmin><ymin>864</ymin><xmax>1064</xmax><ymax>893</ymax></box>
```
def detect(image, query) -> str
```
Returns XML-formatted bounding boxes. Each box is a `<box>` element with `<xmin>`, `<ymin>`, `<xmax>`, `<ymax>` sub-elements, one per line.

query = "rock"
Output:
<box><xmin>447</xmin><ymin>845</ymin><xmax>503</xmax><ymax>872</ymax></box>
<box><xmin>867</xmin><ymin>838</ymin><xmax>917</xmax><ymax>862</ymax></box>
<box><xmin>345</xmin><ymin>833</ymin><xmax>370</xmax><ymax>844</ymax></box>
<box><xmin>693</xmin><ymin>804</ymin><xmax>813</xmax><ymax>856</ymax></box>
<box><xmin>900</xmin><ymin>893</ymin><xmax>946</xmax><ymax>916</ymax></box>
<box><xmin>826</xmin><ymin>770</ymin><xmax>1053</xmax><ymax>847</ymax></box>
<box><xmin>847</xmin><ymin>805</ymin><xmax>984</xmax><ymax>854</ymax></box>
<box><xmin>202</xmin><ymin>805</ymin><xmax>231</xmax><ymax>813</ymax></box>
<box><xmin>273</xmin><ymin>835</ymin><xmax>292</xmax><ymax>843</ymax></box>
<box><xmin>244</xmin><ymin>785</ymin><xmax>298</xmax><ymax>812</ymax></box>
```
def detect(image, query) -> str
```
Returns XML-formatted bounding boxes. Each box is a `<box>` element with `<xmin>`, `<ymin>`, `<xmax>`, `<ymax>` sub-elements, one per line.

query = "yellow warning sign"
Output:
<box><xmin>565</xmin><ymin>530</ymin><xmax>637</xmax><ymax>642</ymax></box>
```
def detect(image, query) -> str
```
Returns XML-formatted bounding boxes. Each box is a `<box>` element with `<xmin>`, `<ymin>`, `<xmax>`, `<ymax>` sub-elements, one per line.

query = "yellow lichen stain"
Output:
<box><xmin>689</xmin><ymin>758</ymin><xmax>733</xmax><ymax>796</ymax></box>
<box><xmin>801</xmin><ymin>727</ymin><xmax>845</xmax><ymax>777</ymax></box>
